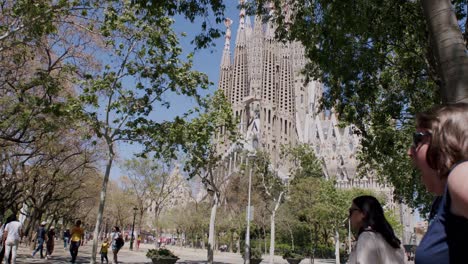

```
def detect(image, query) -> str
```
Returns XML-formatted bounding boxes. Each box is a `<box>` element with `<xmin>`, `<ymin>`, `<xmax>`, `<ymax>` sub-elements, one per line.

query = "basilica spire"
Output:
<box><xmin>221</xmin><ymin>18</ymin><xmax>232</xmax><ymax>68</ymax></box>
<box><xmin>218</xmin><ymin>18</ymin><xmax>233</xmax><ymax>99</ymax></box>
<box><xmin>235</xmin><ymin>0</ymin><xmax>247</xmax><ymax>46</ymax></box>
<box><xmin>265</xmin><ymin>2</ymin><xmax>276</xmax><ymax>39</ymax></box>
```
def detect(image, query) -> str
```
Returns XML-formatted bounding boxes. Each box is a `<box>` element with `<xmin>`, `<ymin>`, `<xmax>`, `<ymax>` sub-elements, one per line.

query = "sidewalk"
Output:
<box><xmin>13</xmin><ymin>241</ymin><xmax>335</xmax><ymax>264</ymax></box>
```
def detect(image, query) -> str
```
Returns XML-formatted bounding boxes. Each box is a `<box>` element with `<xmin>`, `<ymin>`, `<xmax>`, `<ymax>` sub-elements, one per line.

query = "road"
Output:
<box><xmin>13</xmin><ymin>241</ymin><xmax>335</xmax><ymax>264</ymax></box>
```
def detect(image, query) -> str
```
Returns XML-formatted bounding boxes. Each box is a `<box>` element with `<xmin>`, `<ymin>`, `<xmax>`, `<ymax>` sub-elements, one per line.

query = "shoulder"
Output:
<box><xmin>356</xmin><ymin>231</ymin><xmax>380</xmax><ymax>249</ymax></box>
<box><xmin>358</xmin><ymin>231</ymin><xmax>379</xmax><ymax>241</ymax></box>
<box><xmin>447</xmin><ymin>161</ymin><xmax>468</xmax><ymax>218</ymax></box>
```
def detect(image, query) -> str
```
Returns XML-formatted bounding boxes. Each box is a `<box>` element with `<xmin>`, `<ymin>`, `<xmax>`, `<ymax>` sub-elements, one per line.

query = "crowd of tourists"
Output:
<box><xmin>0</xmin><ymin>218</ymin><xmax>125</xmax><ymax>264</ymax></box>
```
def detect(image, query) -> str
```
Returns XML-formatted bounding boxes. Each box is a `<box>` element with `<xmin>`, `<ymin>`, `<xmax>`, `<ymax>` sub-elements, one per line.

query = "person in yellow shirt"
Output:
<box><xmin>100</xmin><ymin>238</ymin><xmax>110</xmax><ymax>264</ymax></box>
<box><xmin>69</xmin><ymin>220</ymin><xmax>84</xmax><ymax>263</ymax></box>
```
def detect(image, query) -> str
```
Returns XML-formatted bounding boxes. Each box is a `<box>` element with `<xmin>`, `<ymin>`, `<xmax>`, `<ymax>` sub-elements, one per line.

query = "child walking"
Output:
<box><xmin>100</xmin><ymin>238</ymin><xmax>110</xmax><ymax>264</ymax></box>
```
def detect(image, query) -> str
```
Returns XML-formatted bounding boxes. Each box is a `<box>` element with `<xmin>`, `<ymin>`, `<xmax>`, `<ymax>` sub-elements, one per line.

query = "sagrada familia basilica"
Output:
<box><xmin>215</xmin><ymin>3</ymin><xmax>383</xmax><ymax>191</ymax></box>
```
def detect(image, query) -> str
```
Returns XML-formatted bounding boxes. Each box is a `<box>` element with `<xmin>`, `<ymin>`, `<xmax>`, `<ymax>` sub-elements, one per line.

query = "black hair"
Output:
<box><xmin>6</xmin><ymin>215</ymin><xmax>16</xmax><ymax>223</ymax></box>
<box><xmin>114</xmin><ymin>226</ymin><xmax>120</xmax><ymax>232</ymax></box>
<box><xmin>353</xmin><ymin>195</ymin><xmax>401</xmax><ymax>249</ymax></box>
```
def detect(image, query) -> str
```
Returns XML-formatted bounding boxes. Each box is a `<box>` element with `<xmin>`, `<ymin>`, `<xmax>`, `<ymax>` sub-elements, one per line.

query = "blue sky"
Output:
<box><xmin>111</xmin><ymin>3</ymin><xmax>241</xmax><ymax>179</ymax></box>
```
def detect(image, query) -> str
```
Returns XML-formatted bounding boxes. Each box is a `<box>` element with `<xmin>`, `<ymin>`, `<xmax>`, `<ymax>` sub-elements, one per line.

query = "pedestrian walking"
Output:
<box><xmin>3</xmin><ymin>215</ymin><xmax>23</xmax><ymax>264</ymax></box>
<box><xmin>110</xmin><ymin>226</ymin><xmax>123</xmax><ymax>264</ymax></box>
<box><xmin>63</xmin><ymin>228</ymin><xmax>70</xmax><ymax>249</ymax></box>
<box><xmin>45</xmin><ymin>226</ymin><xmax>55</xmax><ymax>259</ymax></box>
<box><xmin>408</xmin><ymin>103</ymin><xmax>468</xmax><ymax>264</ymax></box>
<box><xmin>69</xmin><ymin>220</ymin><xmax>84</xmax><ymax>263</ymax></box>
<box><xmin>31</xmin><ymin>221</ymin><xmax>47</xmax><ymax>259</ymax></box>
<box><xmin>136</xmin><ymin>235</ymin><xmax>141</xmax><ymax>250</ymax></box>
<box><xmin>348</xmin><ymin>195</ymin><xmax>405</xmax><ymax>264</ymax></box>
<box><xmin>100</xmin><ymin>238</ymin><xmax>110</xmax><ymax>263</ymax></box>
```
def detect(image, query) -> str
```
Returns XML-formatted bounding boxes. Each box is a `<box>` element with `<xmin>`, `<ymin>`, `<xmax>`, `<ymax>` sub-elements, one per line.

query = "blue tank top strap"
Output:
<box><xmin>448</xmin><ymin>160</ymin><xmax>468</xmax><ymax>173</ymax></box>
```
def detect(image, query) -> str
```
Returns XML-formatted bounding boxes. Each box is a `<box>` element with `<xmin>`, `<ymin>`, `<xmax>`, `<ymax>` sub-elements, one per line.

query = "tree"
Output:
<box><xmin>66</xmin><ymin>1</ymin><xmax>226</xmax><ymax>261</ymax></box>
<box><xmin>250</xmin><ymin>151</ymin><xmax>287</xmax><ymax>264</ymax></box>
<box><xmin>121</xmin><ymin>158</ymin><xmax>182</xmax><ymax>233</ymax></box>
<box><xmin>159</xmin><ymin>90</ymin><xmax>238</xmax><ymax>264</ymax></box>
<box><xmin>247</xmin><ymin>0</ymin><xmax>468</xmax><ymax>211</ymax></box>
<box><xmin>106</xmin><ymin>181</ymin><xmax>136</xmax><ymax>228</ymax></box>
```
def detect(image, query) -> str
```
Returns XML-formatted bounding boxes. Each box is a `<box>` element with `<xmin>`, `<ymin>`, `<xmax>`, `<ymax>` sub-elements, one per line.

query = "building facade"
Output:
<box><xmin>216</xmin><ymin>4</ymin><xmax>379</xmax><ymax>191</ymax></box>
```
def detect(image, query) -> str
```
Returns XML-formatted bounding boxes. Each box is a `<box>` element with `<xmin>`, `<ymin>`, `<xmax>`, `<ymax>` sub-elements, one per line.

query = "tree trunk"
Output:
<box><xmin>90</xmin><ymin>146</ymin><xmax>114</xmax><ymax>264</ymax></box>
<box><xmin>310</xmin><ymin>225</ymin><xmax>316</xmax><ymax>264</ymax></box>
<box><xmin>422</xmin><ymin>0</ymin><xmax>468</xmax><ymax>103</ymax></box>
<box><xmin>207</xmin><ymin>193</ymin><xmax>219</xmax><ymax>264</ymax></box>
<box><xmin>138</xmin><ymin>211</ymin><xmax>144</xmax><ymax>233</ymax></box>
<box><xmin>287</xmin><ymin>222</ymin><xmax>294</xmax><ymax>251</ymax></box>
<box><xmin>269</xmin><ymin>192</ymin><xmax>284</xmax><ymax>264</ymax></box>
<box><xmin>229</xmin><ymin>230</ymin><xmax>233</xmax><ymax>253</ymax></box>
<box><xmin>334</xmin><ymin>228</ymin><xmax>340</xmax><ymax>264</ymax></box>
<box><xmin>269</xmin><ymin>211</ymin><xmax>276</xmax><ymax>264</ymax></box>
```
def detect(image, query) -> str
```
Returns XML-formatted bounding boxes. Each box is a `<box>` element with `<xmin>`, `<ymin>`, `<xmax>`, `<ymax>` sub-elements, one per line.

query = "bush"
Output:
<box><xmin>239</xmin><ymin>245</ymin><xmax>262</xmax><ymax>260</ymax></box>
<box><xmin>275</xmin><ymin>243</ymin><xmax>291</xmax><ymax>256</ymax></box>
<box><xmin>250</xmin><ymin>247</ymin><xmax>263</xmax><ymax>259</ymax></box>
<box><xmin>282</xmin><ymin>250</ymin><xmax>304</xmax><ymax>260</ymax></box>
<box><xmin>313</xmin><ymin>245</ymin><xmax>334</xmax><ymax>258</ymax></box>
<box><xmin>146</xmin><ymin>248</ymin><xmax>178</xmax><ymax>259</ymax></box>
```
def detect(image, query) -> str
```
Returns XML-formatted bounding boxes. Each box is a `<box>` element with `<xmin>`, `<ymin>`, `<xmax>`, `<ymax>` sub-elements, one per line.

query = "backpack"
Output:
<box><xmin>116</xmin><ymin>235</ymin><xmax>124</xmax><ymax>249</ymax></box>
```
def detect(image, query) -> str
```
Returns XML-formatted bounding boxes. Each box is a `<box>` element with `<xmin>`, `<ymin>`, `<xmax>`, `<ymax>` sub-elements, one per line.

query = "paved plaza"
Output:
<box><xmin>12</xmin><ymin>241</ymin><xmax>335</xmax><ymax>264</ymax></box>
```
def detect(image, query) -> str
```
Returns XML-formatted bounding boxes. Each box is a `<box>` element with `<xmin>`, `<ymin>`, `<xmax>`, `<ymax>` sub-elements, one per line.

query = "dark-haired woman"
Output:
<box><xmin>110</xmin><ymin>226</ymin><xmax>122</xmax><ymax>264</ymax></box>
<box><xmin>348</xmin><ymin>195</ymin><xmax>405</xmax><ymax>264</ymax></box>
<box><xmin>408</xmin><ymin>103</ymin><xmax>468</xmax><ymax>264</ymax></box>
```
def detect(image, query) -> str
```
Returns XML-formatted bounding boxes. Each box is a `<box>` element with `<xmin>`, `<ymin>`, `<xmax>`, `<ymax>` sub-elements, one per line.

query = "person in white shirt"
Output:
<box><xmin>0</xmin><ymin>220</ymin><xmax>5</xmax><ymax>263</ymax></box>
<box><xmin>3</xmin><ymin>215</ymin><xmax>23</xmax><ymax>264</ymax></box>
<box><xmin>348</xmin><ymin>195</ymin><xmax>405</xmax><ymax>264</ymax></box>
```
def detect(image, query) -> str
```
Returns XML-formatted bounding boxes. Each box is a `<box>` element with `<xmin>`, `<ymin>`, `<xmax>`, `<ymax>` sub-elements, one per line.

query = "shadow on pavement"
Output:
<box><xmin>14</xmin><ymin>252</ymin><xmax>237</xmax><ymax>264</ymax></box>
<box><xmin>14</xmin><ymin>252</ymin><xmax>91</xmax><ymax>264</ymax></box>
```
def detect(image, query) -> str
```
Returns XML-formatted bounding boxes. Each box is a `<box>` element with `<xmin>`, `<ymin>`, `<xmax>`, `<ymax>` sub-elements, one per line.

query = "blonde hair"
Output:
<box><xmin>416</xmin><ymin>103</ymin><xmax>468</xmax><ymax>178</ymax></box>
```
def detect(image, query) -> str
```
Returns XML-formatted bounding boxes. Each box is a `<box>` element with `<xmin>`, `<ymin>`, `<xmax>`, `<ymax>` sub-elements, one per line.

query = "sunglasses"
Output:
<box><xmin>412</xmin><ymin>132</ymin><xmax>431</xmax><ymax>148</ymax></box>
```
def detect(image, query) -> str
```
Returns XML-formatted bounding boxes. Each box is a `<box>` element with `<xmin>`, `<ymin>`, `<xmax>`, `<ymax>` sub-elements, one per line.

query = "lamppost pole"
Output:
<box><xmin>130</xmin><ymin>207</ymin><xmax>138</xmax><ymax>251</ymax></box>
<box><xmin>348</xmin><ymin>218</ymin><xmax>352</xmax><ymax>254</ymax></box>
<box><xmin>244</xmin><ymin>160</ymin><xmax>253</xmax><ymax>264</ymax></box>
<box><xmin>105</xmin><ymin>218</ymin><xmax>109</xmax><ymax>239</ymax></box>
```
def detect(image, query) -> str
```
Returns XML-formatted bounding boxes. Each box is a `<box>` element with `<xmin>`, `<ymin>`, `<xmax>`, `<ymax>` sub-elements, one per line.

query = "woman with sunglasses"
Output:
<box><xmin>348</xmin><ymin>195</ymin><xmax>405</xmax><ymax>264</ymax></box>
<box><xmin>408</xmin><ymin>103</ymin><xmax>468</xmax><ymax>264</ymax></box>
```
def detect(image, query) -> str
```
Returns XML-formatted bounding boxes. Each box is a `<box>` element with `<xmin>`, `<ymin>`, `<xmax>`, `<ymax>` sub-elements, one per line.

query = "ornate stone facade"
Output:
<box><xmin>216</xmin><ymin>4</ymin><xmax>383</xmax><ymax>191</ymax></box>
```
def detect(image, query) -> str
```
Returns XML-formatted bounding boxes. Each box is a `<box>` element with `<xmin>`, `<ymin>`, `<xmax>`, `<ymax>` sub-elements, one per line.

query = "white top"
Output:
<box><xmin>110</xmin><ymin>231</ymin><xmax>120</xmax><ymax>246</ymax></box>
<box><xmin>4</xmin><ymin>221</ymin><xmax>23</xmax><ymax>243</ymax></box>
<box><xmin>348</xmin><ymin>231</ymin><xmax>405</xmax><ymax>264</ymax></box>
<box><xmin>0</xmin><ymin>224</ymin><xmax>4</xmax><ymax>243</ymax></box>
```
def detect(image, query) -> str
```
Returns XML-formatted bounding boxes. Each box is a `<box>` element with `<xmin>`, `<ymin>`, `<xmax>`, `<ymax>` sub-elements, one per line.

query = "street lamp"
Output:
<box><xmin>244</xmin><ymin>161</ymin><xmax>253</xmax><ymax>264</ymax></box>
<box><xmin>130</xmin><ymin>207</ymin><xmax>138</xmax><ymax>251</ymax></box>
<box><xmin>244</xmin><ymin>140</ymin><xmax>257</xmax><ymax>264</ymax></box>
